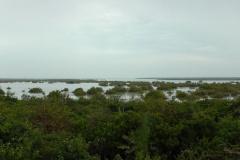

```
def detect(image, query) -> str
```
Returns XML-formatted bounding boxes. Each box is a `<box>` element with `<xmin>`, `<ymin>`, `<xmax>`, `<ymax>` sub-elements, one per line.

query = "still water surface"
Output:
<box><xmin>0</xmin><ymin>78</ymin><xmax>237</xmax><ymax>100</ymax></box>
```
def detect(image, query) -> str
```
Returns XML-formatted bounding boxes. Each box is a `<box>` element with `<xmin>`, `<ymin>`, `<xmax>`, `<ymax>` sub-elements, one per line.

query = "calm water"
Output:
<box><xmin>0</xmin><ymin>78</ymin><xmax>237</xmax><ymax>100</ymax></box>
<box><xmin>0</xmin><ymin>81</ymin><xmax>143</xmax><ymax>100</ymax></box>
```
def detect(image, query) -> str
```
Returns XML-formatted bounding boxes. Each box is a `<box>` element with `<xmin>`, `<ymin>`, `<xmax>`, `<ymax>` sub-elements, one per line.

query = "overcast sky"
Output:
<box><xmin>1</xmin><ymin>0</ymin><xmax>240</xmax><ymax>79</ymax></box>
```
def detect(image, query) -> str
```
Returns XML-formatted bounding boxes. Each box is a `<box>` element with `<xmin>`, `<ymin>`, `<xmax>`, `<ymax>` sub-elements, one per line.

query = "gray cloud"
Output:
<box><xmin>1</xmin><ymin>0</ymin><xmax>240</xmax><ymax>78</ymax></box>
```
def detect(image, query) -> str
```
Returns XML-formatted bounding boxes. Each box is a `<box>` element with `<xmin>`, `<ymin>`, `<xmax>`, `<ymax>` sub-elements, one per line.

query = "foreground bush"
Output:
<box><xmin>0</xmin><ymin>88</ymin><xmax>5</xmax><ymax>95</ymax></box>
<box><xmin>1</xmin><ymin>92</ymin><xmax>240</xmax><ymax>159</ymax></box>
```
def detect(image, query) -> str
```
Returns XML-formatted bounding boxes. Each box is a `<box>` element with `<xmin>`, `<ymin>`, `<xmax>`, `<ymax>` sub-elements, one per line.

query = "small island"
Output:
<box><xmin>28</xmin><ymin>87</ymin><xmax>44</xmax><ymax>93</ymax></box>
<box><xmin>73</xmin><ymin>88</ymin><xmax>86</xmax><ymax>96</ymax></box>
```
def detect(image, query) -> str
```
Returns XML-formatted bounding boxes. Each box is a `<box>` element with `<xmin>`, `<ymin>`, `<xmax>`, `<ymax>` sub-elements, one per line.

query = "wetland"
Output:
<box><xmin>1</xmin><ymin>78</ymin><xmax>240</xmax><ymax>159</ymax></box>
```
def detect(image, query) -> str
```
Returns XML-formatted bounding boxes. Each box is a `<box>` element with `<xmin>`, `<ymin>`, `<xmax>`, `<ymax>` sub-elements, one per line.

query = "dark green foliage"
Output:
<box><xmin>66</xmin><ymin>80</ymin><xmax>81</xmax><ymax>84</ymax></box>
<box><xmin>28</xmin><ymin>87</ymin><xmax>43</xmax><ymax>93</ymax></box>
<box><xmin>90</xmin><ymin>93</ymin><xmax>107</xmax><ymax>102</ymax></box>
<box><xmin>61</xmin><ymin>88</ymin><xmax>69</xmax><ymax>92</ymax></box>
<box><xmin>105</xmin><ymin>89</ymin><xmax>117</xmax><ymax>94</ymax></box>
<box><xmin>47</xmin><ymin>90</ymin><xmax>62</xmax><ymax>99</ymax></box>
<box><xmin>128</xmin><ymin>82</ymin><xmax>153</xmax><ymax>90</ymax></box>
<box><xmin>152</xmin><ymin>81</ymin><xmax>162</xmax><ymax>87</ymax></box>
<box><xmin>0</xmin><ymin>88</ymin><xmax>5</xmax><ymax>95</ymax></box>
<box><xmin>0</xmin><ymin>121</ymin><xmax>97</xmax><ymax>159</ymax></box>
<box><xmin>130</xmin><ymin>114</ymin><xmax>150</xmax><ymax>156</ymax></box>
<box><xmin>196</xmin><ymin>82</ymin><xmax>239</xmax><ymax>99</ymax></box>
<box><xmin>176</xmin><ymin>90</ymin><xmax>188</xmax><ymax>100</ymax></box>
<box><xmin>87</xmin><ymin>87</ymin><xmax>103</xmax><ymax>95</ymax></box>
<box><xmin>99</xmin><ymin>81</ymin><xmax>108</xmax><ymax>86</ymax></box>
<box><xmin>105</xmin><ymin>86</ymin><xmax>127</xmax><ymax>94</ymax></box>
<box><xmin>29</xmin><ymin>102</ymin><xmax>72</xmax><ymax>133</ymax></box>
<box><xmin>157</xmin><ymin>82</ymin><xmax>177</xmax><ymax>90</ymax></box>
<box><xmin>109</xmin><ymin>81</ymin><xmax>126</xmax><ymax>87</ymax></box>
<box><xmin>144</xmin><ymin>90</ymin><xmax>166</xmax><ymax>100</ymax></box>
<box><xmin>73</xmin><ymin>88</ymin><xmax>86</xmax><ymax>96</ymax></box>
<box><xmin>128</xmin><ymin>85</ymin><xmax>143</xmax><ymax>93</ymax></box>
<box><xmin>2</xmin><ymin>85</ymin><xmax>240</xmax><ymax>159</ymax></box>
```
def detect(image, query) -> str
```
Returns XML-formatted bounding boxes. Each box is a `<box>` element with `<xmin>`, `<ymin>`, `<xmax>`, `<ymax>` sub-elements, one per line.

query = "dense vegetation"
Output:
<box><xmin>0</xmin><ymin>88</ymin><xmax>5</xmax><ymax>95</ymax></box>
<box><xmin>128</xmin><ymin>85</ymin><xmax>144</xmax><ymax>93</ymax></box>
<box><xmin>99</xmin><ymin>82</ymin><xmax>108</xmax><ymax>86</ymax></box>
<box><xmin>73</xmin><ymin>88</ymin><xmax>86</xmax><ymax>96</ymax></box>
<box><xmin>128</xmin><ymin>82</ymin><xmax>153</xmax><ymax>91</ymax></box>
<box><xmin>28</xmin><ymin>88</ymin><xmax>44</xmax><ymax>93</ymax></box>
<box><xmin>156</xmin><ymin>82</ymin><xmax>177</xmax><ymax>90</ymax></box>
<box><xmin>105</xmin><ymin>86</ymin><xmax>127</xmax><ymax>94</ymax></box>
<box><xmin>61</xmin><ymin>88</ymin><xmax>69</xmax><ymax>92</ymax></box>
<box><xmin>87</xmin><ymin>87</ymin><xmax>104</xmax><ymax>95</ymax></box>
<box><xmin>1</xmin><ymin>83</ymin><xmax>240</xmax><ymax>159</ymax></box>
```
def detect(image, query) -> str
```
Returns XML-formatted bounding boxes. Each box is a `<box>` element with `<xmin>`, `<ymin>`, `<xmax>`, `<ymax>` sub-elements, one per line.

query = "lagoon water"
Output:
<box><xmin>0</xmin><ymin>82</ymin><xmax>111</xmax><ymax>100</ymax></box>
<box><xmin>0</xmin><ymin>81</ymin><xmax>143</xmax><ymax>100</ymax></box>
<box><xmin>0</xmin><ymin>78</ymin><xmax>238</xmax><ymax>100</ymax></box>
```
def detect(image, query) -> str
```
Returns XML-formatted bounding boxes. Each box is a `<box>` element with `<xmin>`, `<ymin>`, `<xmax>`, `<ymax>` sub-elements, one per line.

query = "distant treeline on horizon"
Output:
<box><xmin>1</xmin><ymin>77</ymin><xmax>240</xmax><ymax>81</ymax></box>
<box><xmin>139</xmin><ymin>77</ymin><xmax>240</xmax><ymax>80</ymax></box>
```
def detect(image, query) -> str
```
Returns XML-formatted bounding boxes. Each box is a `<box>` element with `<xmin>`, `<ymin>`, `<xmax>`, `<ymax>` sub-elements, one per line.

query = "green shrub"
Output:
<box><xmin>73</xmin><ymin>88</ymin><xmax>86</xmax><ymax>96</ymax></box>
<box><xmin>105</xmin><ymin>89</ymin><xmax>117</xmax><ymax>94</ymax></box>
<box><xmin>29</xmin><ymin>102</ymin><xmax>72</xmax><ymax>133</ymax></box>
<box><xmin>128</xmin><ymin>82</ymin><xmax>153</xmax><ymax>90</ymax></box>
<box><xmin>0</xmin><ymin>88</ymin><xmax>5</xmax><ymax>95</ymax></box>
<box><xmin>47</xmin><ymin>90</ymin><xmax>68</xmax><ymax>102</ymax></box>
<box><xmin>29</xmin><ymin>88</ymin><xmax>43</xmax><ymax>93</ymax></box>
<box><xmin>61</xmin><ymin>88</ymin><xmax>69</xmax><ymax>92</ymax></box>
<box><xmin>157</xmin><ymin>82</ymin><xmax>177</xmax><ymax>90</ymax></box>
<box><xmin>128</xmin><ymin>85</ymin><xmax>143</xmax><ymax>93</ymax></box>
<box><xmin>176</xmin><ymin>90</ymin><xmax>188</xmax><ymax>100</ymax></box>
<box><xmin>87</xmin><ymin>87</ymin><xmax>103</xmax><ymax>95</ymax></box>
<box><xmin>105</xmin><ymin>86</ymin><xmax>127</xmax><ymax>94</ymax></box>
<box><xmin>99</xmin><ymin>82</ymin><xmax>108</xmax><ymax>86</ymax></box>
<box><xmin>144</xmin><ymin>90</ymin><xmax>166</xmax><ymax>100</ymax></box>
<box><xmin>90</xmin><ymin>93</ymin><xmax>107</xmax><ymax>102</ymax></box>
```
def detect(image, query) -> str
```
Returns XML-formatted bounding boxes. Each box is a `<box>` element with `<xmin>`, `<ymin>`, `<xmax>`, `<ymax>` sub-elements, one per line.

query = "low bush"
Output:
<box><xmin>73</xmin><ymin>88</ymin><xmax>86</xmax><ymax>96</ymax></box>
<box><xmin>28</xmin><ymin>88</ymin><xmax>43</xmax><ymax>93</ymax></box>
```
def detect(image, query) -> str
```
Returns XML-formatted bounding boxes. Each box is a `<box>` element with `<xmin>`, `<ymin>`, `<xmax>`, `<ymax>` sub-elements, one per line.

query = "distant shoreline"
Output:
<box><xmin>137</xmin><ymin>77</ymin><xmax>240</xmax><ymax>81</ymax></box>
<box><xmin>1</xmin><ymin>77</ymin><xmax>240</xmax><ymax>82</ymax></box>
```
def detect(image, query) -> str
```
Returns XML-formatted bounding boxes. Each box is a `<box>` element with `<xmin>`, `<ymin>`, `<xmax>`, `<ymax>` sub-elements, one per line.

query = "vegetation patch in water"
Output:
<box><xmin>61</xmin><ymin>88</ymin><xmax>69</xmax><ymax>92</ymax></box>
<box><xmin>99</xmin><ymin>81</ymin><xmax>108</xmax><ymax>86</ymax></box>
<box><xmin>128</xmin><ymin>85</ymin><xmax>143</xmax><ymax>93</ymax></box>
<box><xmin>73</xmin><ymin>88</ymin><xmax>86</xmax><ymax>96</ymax></box>
<box><xmin>105</xmin><ymin>86</ymin><xmax>127</xmax><ymax>94</ymax></box>
<box><xmin>87</xmin><ymin>87</ymin><xmax>103</xmax><ymax>95</ymax></box>
<box><xmin>29</xmin><ymin>87</ymin><xmax>44</xmax><ymax>93</ymax></box>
